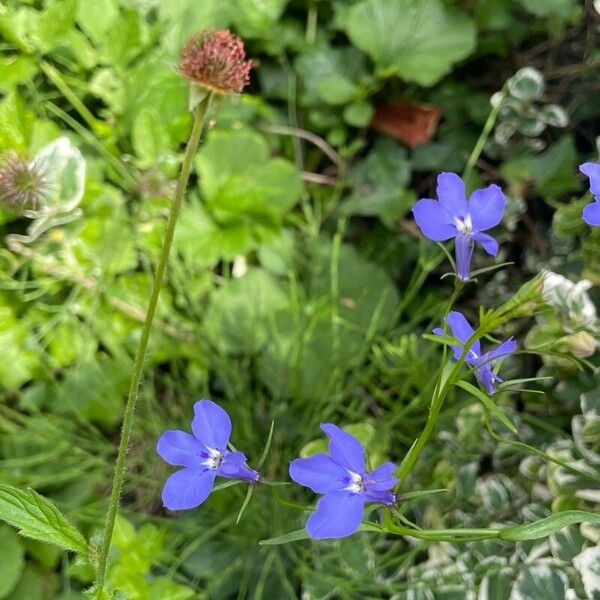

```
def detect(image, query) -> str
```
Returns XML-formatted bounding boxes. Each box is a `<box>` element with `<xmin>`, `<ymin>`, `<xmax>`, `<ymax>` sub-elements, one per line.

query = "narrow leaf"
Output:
<box><xmin>499</xmin><ymin>511</ymin><xmax>600</xmax><ymax>542</ymax></box>
<box><xmin>454</xmin><ymin>379</ymin><xmax>517</xmax><ymax>433</ymax></box>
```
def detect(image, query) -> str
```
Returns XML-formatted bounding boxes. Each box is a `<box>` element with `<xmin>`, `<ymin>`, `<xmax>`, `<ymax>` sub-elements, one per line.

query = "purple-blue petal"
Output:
<box><xmin>362</xmin><ymin>488</ymin><xmax>396</xmax><ymax>504</ymax></box>
<box><xmin>446</xmin><ymin>311</ymin><xmax>479</xmax><ymax>355</ymax></box>
<box><xmin>580</xmin><ymin>162</ymin><xmax>600</xmax><ymax>198</ymax></box>
<box><xmin>436</xmin><ymin>172</ymin><xmax>468</xmax><ymax>218</ymax></box>
<box><xmin>472</xmin><ymin>232</ymin><xmax>499</xmax><ymax>256</ymax></box>
<box><xmin>433</xmin><ymin>326</ymin><xmax>463</xmax><ymax>359</ymax></box>
<box><xmin>306</xmin><ymin>492</ymin><xmax>365</xmax><ymax>539</ymax></box>
<box><xmin>583</xmin><ymin>201</ymin><xmax>600</xmax><ymax>226</ymax></box>
<box><xmin>468</xmin><ymin>184</ymin><xmax>506</xmax><ymax>232</ymax></box>
<box><xmin>475</xmin><ymin>364</ymin><xmax>498</xmax><ymax>394</ymax></box>
<box><xmin>367</xmin><ymin>462</ymin><xmax>398</xmax><ymax>491</ymax></box>
<box><xmin>156</xmin><ymin>430</ymin><xmax>204</xmax><ymax>469</ymax></box>
<box><xmin>482</xmin><ymin>337</ymin><xmax>517</xmax><ymax>363</ymax></box>
<box><xmin>191</xmin><ymin>399</ymin><xmax>231</xmax><ymax>450</ymax></box>
<box><xmin>320</xmin><ymin>424</ymin><xmax>366</xmax><ymax>473</ymax></box>
<box><xmin>289</xmin><ymin>453</ymin><xmax>349</xmax><ymax>493</ymax></box>
<box><xmin>161</xmin><ymin>468</ymin><xmax>216</xmax><ymax>510</ymax></box>
<box><xmin>219</xmin><ymin>450</ymin><xmax>259</xmax><ymax>482</ymax></box>
<box><xmin>455</xmin><ymin>235</ymin><xmax>474</xmax><ymax>281</ymax></box>
<box><xmin>412</xmin><ymin>199</ymin><xmax>456</xmax><ymax>241</ymax></box>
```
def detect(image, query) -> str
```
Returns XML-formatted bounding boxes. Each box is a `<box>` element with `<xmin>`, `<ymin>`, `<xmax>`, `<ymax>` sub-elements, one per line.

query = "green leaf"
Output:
<box><xmin>204</xmin><ymin>268</ymin><xmax>290</xmax><ymax>355</ymax></box>
<box><xmin>511</xmin><ymin>565</ymin><xmax>567</xmax><ymax>600</ymax></box>
<box><xmin>518</xmin><ymin>0</ymin><xmax>580</xmax><ymax>20</ymax></box>
<box><xmin>259</xmin><ymin>529</ymin><xmax>310</xmax><ymax>546</ymax></box>
<box><xmin>342</xmin><ymin>0</ymin><xmax>476</xmax><ymax>86</ymax></box>
<box><xmin>0</xmin><ymin>90</ymin><xmax>33</xmax><ymax>153</ymax></box>
<box><xmin>0</xmin><ymin>55</ymin><xmax>37</xmax><ymax>91</ymax></box>
<box><xmin>76</xmin><ymin>0</ymin><xmax>119</xmax><ymax>44</ymax></box>
<box><xmin>295</xmin><ymin>43</ymin><xmax>367</xmax><ymax>106</ymax></box>
<box><xmin>454</xmin><ymin>379</ymin><xmax>517</xmax><ymax>433</ymax></box>
<box><xmin>478</xmin><ymin>568</ymin><xmax>513</xmax><ymax>600</ymax></box>
<box><xmin>232</xmin><ymin>0</ymin><xmax>289</xmax><ymax>38</ymax></box>
<box><xmin>0</xmin><ymin>526</ymin><xmax>24</xmax><ymax>599</ymax></box>
<box><xmin>132</xmin><ymin>107</ymin><xmax>172</xmax><ymax>167</ymax></box>
<box><xmin>501</xmin><ymin>135</ymin><xmax>577</xmax><ymax>200</ymax></box>
<box><xmin>33</xmin><ymin>0</ymin><xmax>78</xmax><ymax>52</ymax></box>
<box><xmin>343</xmin><ymin>100</ymin><xmax>374</xmax><ymax>127</ymax></box>
<box><xmin>0</xmin><ymin>484</ymin><xmax>88</xmax><ymax>554</ymax></box>
<box><xmin>499</xmin><ymin>510</ymin><xmax>600</xmax><ymax>542</ymax></box>
<box><xmin>573</xmin><ymin>546</ymin><xmax>600</xmax><ymax>600</ymax></box>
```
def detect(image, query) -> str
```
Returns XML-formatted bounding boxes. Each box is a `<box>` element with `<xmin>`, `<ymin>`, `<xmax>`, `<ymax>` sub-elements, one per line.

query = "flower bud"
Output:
<box><xmin>563</xmin><ymin>331</ymin><xmax>598</xmax><ymax>358</ymax></box>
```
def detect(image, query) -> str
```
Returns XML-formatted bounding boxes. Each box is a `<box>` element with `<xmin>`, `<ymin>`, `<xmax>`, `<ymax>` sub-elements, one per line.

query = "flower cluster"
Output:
<box><xmin>151</xmin><ymin>33</ymin><xmax>598</xmax><ymax>542</ymax></box>
<box><xmin>157</xmin><ymin>401</ymin><xmax>397</xmax><ymax>539</ymax></box>
<box><xmin>178</xmin><ymin>29</ymin><xmax>253</xmax><ymax>95</ymax></box>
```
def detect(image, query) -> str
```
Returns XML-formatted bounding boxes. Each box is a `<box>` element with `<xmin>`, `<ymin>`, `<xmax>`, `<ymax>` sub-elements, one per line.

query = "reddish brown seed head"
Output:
<box><xmin>178</xmin><ymin>29</ymin><xmax>253</xmax><ymax>95</ymax></box>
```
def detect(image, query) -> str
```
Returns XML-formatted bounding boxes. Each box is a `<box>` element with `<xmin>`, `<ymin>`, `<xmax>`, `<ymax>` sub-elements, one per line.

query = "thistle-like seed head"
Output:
<box><xmin>0</xmin><ymin>152</ymin><xmax>50</xmax><ymax>212</ymax></box>
<box><xmin>178</xmin><ymin>29</ymin><xmax>253</xmax><ymax>95</ymax></box>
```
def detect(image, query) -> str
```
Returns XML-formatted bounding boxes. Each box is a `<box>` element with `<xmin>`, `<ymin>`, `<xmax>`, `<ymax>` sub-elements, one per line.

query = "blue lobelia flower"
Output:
<box><xmin>412</xmin><ymin>172</ymin><xmax>506</xmax><ymax>281</ymax></box>
<box><xmin>156</xmin><ymin>399</ymin><xmax>259</xmax><ymax>510</ymax></box>
<box><xmin>289</xmin><ymin>424</ymin><xmax>397</xmax><ymax>540</ymax></box>
<box><xmin>580</xmin><ymin>162</ymin><xmax>600</xmax><ymax>226</ymax></box>
<box><xmin>434</xmin><ymin>311</ymin><xmax>517</xmax><ymax>394</ymax></box>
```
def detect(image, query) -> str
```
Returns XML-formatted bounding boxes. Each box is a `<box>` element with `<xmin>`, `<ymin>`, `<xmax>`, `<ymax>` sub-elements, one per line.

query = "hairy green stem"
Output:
<box><xmin>94</xmin><ymin>97</ymin><xmax>211</xmax><ymax>591</ymax></box>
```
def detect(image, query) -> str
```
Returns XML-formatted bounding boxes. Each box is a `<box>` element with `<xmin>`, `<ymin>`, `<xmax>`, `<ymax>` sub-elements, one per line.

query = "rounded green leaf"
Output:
<box><xmin>343</xmin><ymin>0</ymin><xmax>476</xmax><ymax>86</ymax></box>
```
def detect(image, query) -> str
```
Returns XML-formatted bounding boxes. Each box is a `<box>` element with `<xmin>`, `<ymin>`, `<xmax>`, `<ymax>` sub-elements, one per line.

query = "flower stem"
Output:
<box><xmin>396</xmin><ymin>281</ymin><xmax>463</xmax><ymax>484</ymax></box>
<box><xmin>94</xmin><ymin>96</ymin><xmax>211</xmax><ymax>591</ymax></box>
<box><xmin>462</xmin><ymin>82</ymin><xmax>508</xmax><ymax>185</ymax></box>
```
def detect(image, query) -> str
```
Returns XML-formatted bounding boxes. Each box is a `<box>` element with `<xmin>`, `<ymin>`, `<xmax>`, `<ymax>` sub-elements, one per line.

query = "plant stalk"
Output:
<box><xmin>94</xmin><ymin>96</ymin><xmax>211</xmax><ymax>591</ymax></box>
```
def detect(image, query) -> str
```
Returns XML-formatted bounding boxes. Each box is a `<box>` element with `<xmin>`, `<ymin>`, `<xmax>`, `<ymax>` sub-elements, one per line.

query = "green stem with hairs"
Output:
<box><xmin>94</xmin><ymin>95</ymin><xmax>211</xmax><ymax>591</ymax></box>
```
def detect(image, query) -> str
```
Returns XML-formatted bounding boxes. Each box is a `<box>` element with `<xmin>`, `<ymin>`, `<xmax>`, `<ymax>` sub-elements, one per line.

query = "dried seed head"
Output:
<box><xmin>0</xmin><ymin>152</ymin><xmax>50</xmax><ymax>212</ymax></box>
<box><xmin>178</xmin><ymin>29</ymin><xmax>253</xmax><ymax>95</ymax></box>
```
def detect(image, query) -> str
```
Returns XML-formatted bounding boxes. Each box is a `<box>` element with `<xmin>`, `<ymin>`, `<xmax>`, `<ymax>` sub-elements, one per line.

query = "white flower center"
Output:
<box><xmin>201</xmin><ymin>446</ymin><xmax>224</xmax><ymax>470</ymax></box>
<box><xmin>344</xmin><ymin>470</ymin><xmax>365</xmax><ymax>494</ymax></box>
<box><xmin>454</xmin><ymin>214</ymin><xmax>473</xmax><ymax>235</ymax></box>
<box><xmin>467</xmin><ymin>348</ymin><xmax>479</xmax><ymax>361</ymax></box>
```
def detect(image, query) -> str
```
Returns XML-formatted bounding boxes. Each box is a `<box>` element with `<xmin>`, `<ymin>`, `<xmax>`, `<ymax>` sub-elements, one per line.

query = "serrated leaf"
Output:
<box><xmin>0</xmin><ymin>484</ymin><xmax>88</xmax><ymax>554</ymax></box>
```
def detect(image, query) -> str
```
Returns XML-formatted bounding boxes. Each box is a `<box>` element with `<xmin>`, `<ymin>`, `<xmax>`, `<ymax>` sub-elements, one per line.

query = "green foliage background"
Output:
<box><xmin>0</xmin><ymin>0</ymin><xmax>599</xmax><ymax>598</ymax></box>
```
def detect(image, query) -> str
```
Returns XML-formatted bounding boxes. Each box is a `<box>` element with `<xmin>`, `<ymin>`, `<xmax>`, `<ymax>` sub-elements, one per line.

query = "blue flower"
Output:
<box><xmin>580</xmin><ymin>162</ymin><xmax>600</xmax><ymax>226</ymax></box>
<box><xmin>289</xmin><ymin>424</ymin><xmax>397</xmax><ymax>540</ymax></box>
<box><xmin>156</xmin><ymin>399</ymin><xmax>259</xmax><ymax>510</ymax></box>
<box><xmin>434</xmin><ymin>311</ymin><xmax>517</xmax><ymax>394</ymax></box>
<box><xmin>412</xmin><ymin>172</ymin><xmax>506</xmax><ymax>281</ymax></box>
